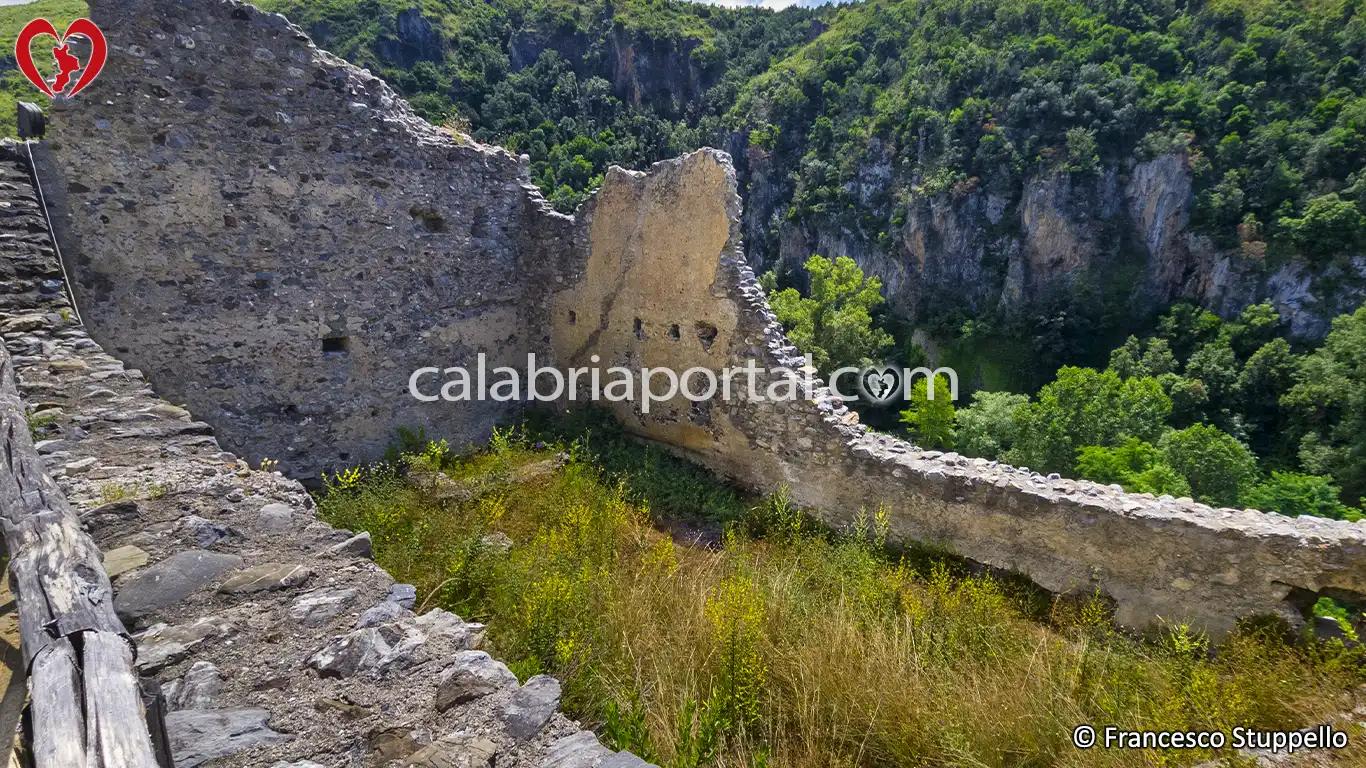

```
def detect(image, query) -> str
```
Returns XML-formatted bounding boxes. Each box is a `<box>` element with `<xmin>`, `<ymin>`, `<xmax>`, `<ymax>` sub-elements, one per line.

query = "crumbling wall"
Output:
<box><xmin>36</xmin><ymin>0</ymin><xmax>1366</xmax><ymax>635</ymax></box>
<box><xmin>42</xmin><ymin>0</ymin><xmax>579</xmax><ymax>478</ymax></box>
<box><xmin>553</xmin><ymin>150</ymin><xmax>1366</xmax><ymax>637</ymax></box>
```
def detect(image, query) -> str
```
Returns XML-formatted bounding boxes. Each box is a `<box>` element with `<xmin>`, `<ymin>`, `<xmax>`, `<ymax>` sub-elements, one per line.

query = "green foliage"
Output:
<box><xmin>1278</xmin><ymin>193</ymin><xmax>1366</xmax><ymax>263</ymax></box>
<box><xmin>953</xmin><ymin>390</ymin><xmax>1028</xmax><ymax>460</ymax></box>
<box><xmin>765</xmin><ymin>255</ymin><xmax>893</xmax><ymax>373</ymax></box>
<box><xmin>1282</xmin><ymin>305</ymin><xmax>1366</xmax><ymax>504</ymax></box>
<box><xmin>320</xmin><ymin>429</ymin><xmax>1366</xmax><ymax>767</ymax></box>
<box><xmin>1075</xmin><ymin>438</ymin><xmax>1192</xmax><ymax>498</ymax></box>
<box><xmin>258</xmin><ymin>0</ymin><xmax>816</xmax><ymax>212</ymax></box>
<box><xmin>899</xmin><ymin>373</ymin><xmax>956</xmax><ymax>449</ymax></box>
<box><xmin>1243</xmin><ymin>471</ymin><xmax>1354</xmax><ymax>520</ymax></box>
<box><xmin>1009</xmin><ymin>367</ymin><xmax>1171</xmax><ymax>474</ymax></box>
<box><xmin>1157</xmin><ymin>424</ymin><xmax>1260</xmax><ymax>508</ymax></box>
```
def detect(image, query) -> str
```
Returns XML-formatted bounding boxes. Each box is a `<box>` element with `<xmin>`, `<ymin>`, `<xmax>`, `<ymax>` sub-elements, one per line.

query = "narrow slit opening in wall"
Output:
<box><xmin>322</xmin><ymin>336</ymin><xmax>349</xmax><ymax>355</ymax></box>
<box><xmin>634</xmin><ymin>318</ymin><xmax>645</xmax><ymax>340</ymax></box>
<box><xmin>668</xmin><ymin>324</ymin><xmax>681</xmax><ymax>340</ymax></box>
<box><xmin>568</xmin><ymin>310</ymin><xmax>577</xmax><ymax>325</ymax></box>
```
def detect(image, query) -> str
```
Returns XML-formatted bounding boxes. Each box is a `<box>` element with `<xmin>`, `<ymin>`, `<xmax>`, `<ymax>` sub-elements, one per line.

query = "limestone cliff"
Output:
<box><xmin>746</xmin><ymin>150</ymin><xmax>1366</xmax><ymax>341</ymax></box>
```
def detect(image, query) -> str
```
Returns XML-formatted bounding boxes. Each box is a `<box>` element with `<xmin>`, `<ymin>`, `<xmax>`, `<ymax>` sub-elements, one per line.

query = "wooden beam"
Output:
<box><xmin>0</xmin><ymin>342</ymin><xmax>158</xmax><ymax>767</ymax></box>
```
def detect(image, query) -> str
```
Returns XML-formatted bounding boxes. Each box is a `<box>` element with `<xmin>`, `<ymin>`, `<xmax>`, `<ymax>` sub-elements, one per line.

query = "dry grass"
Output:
<box><xmin>318</xmin><ymin>431</ymin><xmax>1366</xmax><ymax>768</ymax></box>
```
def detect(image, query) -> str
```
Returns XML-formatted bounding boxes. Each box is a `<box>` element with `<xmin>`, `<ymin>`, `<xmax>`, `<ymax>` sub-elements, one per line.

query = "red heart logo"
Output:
<box><xmin>14</xmin><ymin>18</ymin><xmax>107</xmax><ymax>99</ymax></box>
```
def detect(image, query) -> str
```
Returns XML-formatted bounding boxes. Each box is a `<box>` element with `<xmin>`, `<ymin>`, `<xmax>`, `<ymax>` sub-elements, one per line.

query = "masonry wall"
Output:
<box><xmin>37</xmin><ymin>0</ymin><xmax>1366</xmax><ymax>635</ymax></box>
<box><xmin>42</xmin><ymin>0</ymin><xmax>580</xmax><ymax>478</ymax></box>
<box><xmin>551</xmin><ymin>150</ymin><xmax>1366</xmax><ymax>637</ymax></box>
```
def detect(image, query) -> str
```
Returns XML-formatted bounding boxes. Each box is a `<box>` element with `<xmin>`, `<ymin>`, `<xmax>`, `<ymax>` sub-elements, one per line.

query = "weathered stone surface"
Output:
<box><xmin>34</xmin><ymin>0</ymin><xmax>1366</xmax><ymax>657</ymax></box>
<box><xmin>356</xmin><ymin>600</ymin><xmax>412</xmax><ymax>629</ymax></box>
<box><xmin>134</xmin><ymin>616</ymin><xmax>236</xmax><ymax>673</ymax></box>
<box><xmin>540</xmin><ymin>731</ymin><xmax>613</xmax><ymax>768</ymax></box>
<box><xmin>115</xmin><ymin>550</ymin><xmax>243</xmax><ymax>622</ymax></box>
<box><xmin>164</xmin><ymin>660</ymin><xmax>224</xmax><ymax>711</ymax></box>
<box><xmin>270</xmin><ymin>763</ymin><xmax>328</xmax><ymax>768</ymax></box>
<box><xmin>289</xmin><ymin>587</ymin><xmax>360</xmax><ymax>627</ymax></box>
<box><xmin>370</xmin><ymin>726</ymin><xmax>420</xmax><ymax>762</ymax></box>
<box><xmin>327</xmin><ymin>531</ymin><xmax>373</xmax><ymax>559</ymax></box>
<box><xmin>102</xmin><ymin>544</ymin><xmax>149</xmax><ymax>578</ymax></box>
<box><xmin>165</xmin><ymin>708</ymin><xmax>293</xmax><ymax>767</ymax></box>
<box><xmin>388</xmin><ymin>583</ymin><xmax>418</xmax><ymax>609</ymax></box>
<box><xmin>599</xmin><ymin>752</ymin><xmax>659</xmax><ymax>768</ymax></box>
<box><xmin>414</xmin><ymin>608</ymin><xmax>484</xmax><ymax>648</ymax></box>
<box><xmin>181</xmin><ymin>515</ymin><xmax>237</xmax><ymax>548</ymax></box>
<box><xmin>256</xmin><ymin>503</ymin><xmax>294</xmax><ymax>532</ymax></box>
<box><xmin>404</xmin><ymin>732</ymin><xmax>498</xmax><ymax>768</ymax></box>
<box><xmin>502</xmin><ymin>674</ymin><xmax>562</xmax><ymax>742</ymax></box>
<box><xmin>434</xmin><ymin>651</ymin><xmax>518</xmax><ymax>711</ymax></box>
<box><xmin>218</xmin><ymin>563</ymin><xmax>313</xmax><ymax>594</ymax></box>
<box><xmin>306</xmin><ymin>623</ymin><xmax>424</xmax><ymax>680</ymax></box>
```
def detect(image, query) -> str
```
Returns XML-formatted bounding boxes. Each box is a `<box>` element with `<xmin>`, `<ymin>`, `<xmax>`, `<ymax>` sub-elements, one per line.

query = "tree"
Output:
<box><xmin>1235</xmin><ymin>338</ymin><xmax>1299</xmax><ymax>463</ymax></box>
<box><xmin>1157</xmin><ymin>424</ymin><xmax>1259</xmax><ymax>507</ymax></box>
<box><xmin>900</xmin><ymin>374</ymin><xmax>957</xmax><ymax>450</ymax></box>
<box><xmin>1278</xmin><ymin>193</ymin><xmax>1366</xmax><ymax>262</ymax></box>
<box><xmin>1009</xmin><ymin>368</ymin><xmax>1171</xmax><ymax>474</ymax></box>
<box><xmin>766</xmin><ymin>255</ymin><xmax>893</xmax><ymax>374</ymax></box>
<box><xmin>1282</xmin><ymin>305</ymin><xmax>1366</xmax><ymax>504</ymax></box>
<box><xmin>1075</xmin><ymin>438</ymin><xmax>1192</xmax><ymax>498</ymax></box>
<box><xmin>1243</xmin><ymin>472</ymin><xmax>1355</xmax><ymax>520</ymax></box>
<box><xmin>955</xmin><ymin>391</ymin><xmax>1029</xmax><ymax>460</ymax></box>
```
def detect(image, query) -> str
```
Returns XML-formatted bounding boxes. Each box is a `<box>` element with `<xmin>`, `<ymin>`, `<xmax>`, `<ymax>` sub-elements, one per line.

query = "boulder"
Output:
<box><xmin>134</xmin><ymin>616</ymin><xmax>236</xmax><ymax>673</ymax></box>
<box><xmin>414</xmin><ymin>608</ymin><xmax>484</xmax><ymax>648</ymax></box>
<box><xmin>501</xmin><ymin>674</ymin><xmax>561</xmax><ymax>742</ymax></box>
<box><xmin>328</xmin><ymin>531</ymin><xmax>373</xmax><ymax>559</ymax></box>
<box><xmin>388</xmin><ymin>583</ymin><xmax>418</xmax><ymax>609</ymax></box>
<box><xmin>404</xmin><ymin>732</ymin><xmax>498</xmax><ymax>768</ymax></box>
<box><xmin>165</xmin><ymin>709</ymin><xmax>292</xmax><ymax>767</ymax></box>
<box><xmin>164</xmin><ymin>660</ymin><xmax>224</xmax><ymax>710</ymax></box>
<box><xmin>115</xmin><ymin>550</ymin><xmax>244</xmax><ymax>623</ymax></box>
<box><xmin>256</xmin><ymin>503</ymin><xmax>294</xmax><ymax>532</ymax></box>
<box><xmin>307</xmin><ymin>623</ymin><xmax>424</xmax><ymax>679</ymax></box>
<box><xmin>218</xmin><ymin>563</ymin><xmax>313</xmax><ymax>594</ymax></box>
<box><xmin>289</xmin><ymin>588</ymin><xmax>360</xmax><ymax>627</ymax></box>
<box><xmin>355</xmin><ymin>600</ymin><xmax>412</xmax><ymax>629</ymax></box>
<box><xmin>180</xmin><ymin>515</ymin><xmax>238</xmax><ymax>548</ymax></box>
<box><xmin>539</xmin><ymin>731</ymin><xmax>613</xmax><ymax>768</ymax></box>
<box><xmin>433</xmin><ymin>651</ymin><xmax>518</xmax><ymax>711</ymax></box>
<box><xmin>102</xmin><ymin>544</ymin><xmax>149</xmax><ymax>578</ymax></box>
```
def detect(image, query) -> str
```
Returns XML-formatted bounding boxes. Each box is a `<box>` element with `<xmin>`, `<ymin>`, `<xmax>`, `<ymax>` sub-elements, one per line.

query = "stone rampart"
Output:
<box><xmin>41</xmin><ymin>0</ymin><xmax>579</xmax><ymax>478</ymax></box>
<box><xmin>31</xmin><ymin>0</ymin><xmax>1366</xmax><ymax>635</ymax></box>
<box><xmin>0</xmin><ymin>139</ymin><xmax>648</xmax><ymax>767</ymax></box>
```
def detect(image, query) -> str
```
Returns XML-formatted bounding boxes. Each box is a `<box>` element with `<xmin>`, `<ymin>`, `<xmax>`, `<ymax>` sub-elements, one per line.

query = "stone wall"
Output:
<box><xmin>41</xmin><ymin>0</ymin><xmax>579</xmax><ymax>478</ymax></box>
<box><xmin>0</xmin><ymin>140</ymin><xmax>651</xmax><ymax>767</ymax></box>
<box><xmin>33</xmin><ymin>0</ymin><xmax>1366</xmax><ymax>635</ymax></box>
<box><xmin>549</xmin><ymin>150</ymin><xmax>1366</xmax><ymax>637</ymax></box>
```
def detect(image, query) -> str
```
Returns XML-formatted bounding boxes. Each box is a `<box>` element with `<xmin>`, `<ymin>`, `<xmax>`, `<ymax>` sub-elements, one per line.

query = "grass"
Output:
<box><xmin>317</xmin><ymin>418</ymin><xmax>1366</xmax><ymax>768</ymax></box>
<box><xmin>0</xmin><ymin>0</ymin><xmax>90</xmax><ymax>138</ymax></box>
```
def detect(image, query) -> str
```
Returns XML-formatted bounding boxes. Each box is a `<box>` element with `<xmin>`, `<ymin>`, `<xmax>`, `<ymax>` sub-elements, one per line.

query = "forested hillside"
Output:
<box><xmin>252</xmin><ymin>0</ymin><xmax>1366</xmax><ymax>391</ymax></box>
<box><xmin>258</xmin><ymin>0</ymin><xmax>822</xmax><ymax>210</ymax></box>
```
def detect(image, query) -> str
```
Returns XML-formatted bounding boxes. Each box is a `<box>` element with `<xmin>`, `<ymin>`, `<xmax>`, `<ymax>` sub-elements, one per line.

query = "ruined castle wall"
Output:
<box><xmin>34</xmin><ymin>0</ymin><xmax>1366</xmax><ymax>635</ymax></box>
<box><xmin>42</xmin><ymin>0</ymin><xmax>579</xmax><ymax>478</ymax></box>
<box><xmin>553</xmin><ymin>150</ymin><xmax>1366</xmax><ymax>637</ymax></box>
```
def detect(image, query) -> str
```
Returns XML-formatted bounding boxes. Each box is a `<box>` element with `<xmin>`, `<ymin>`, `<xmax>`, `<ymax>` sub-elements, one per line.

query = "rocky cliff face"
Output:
<box><xmin>747</xmin><ymin>150</ymin><xmax>1366</xmax><ymax>341</ymax></box>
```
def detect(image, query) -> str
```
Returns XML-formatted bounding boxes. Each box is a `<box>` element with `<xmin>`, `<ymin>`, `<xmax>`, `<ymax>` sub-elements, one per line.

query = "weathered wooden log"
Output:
<box><xmin>0</xmin><ymin>344</ymin><xmax>158</xmax><ymax>766</ymax></box>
